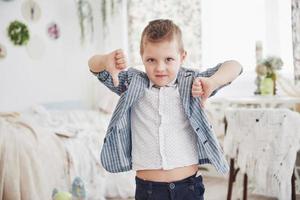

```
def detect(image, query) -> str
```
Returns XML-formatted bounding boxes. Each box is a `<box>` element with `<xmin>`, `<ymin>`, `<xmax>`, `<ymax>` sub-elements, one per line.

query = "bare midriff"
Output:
<box><xmin>136</xmin><ymin>164</ymin><xmax>198</xmax><ymax>182</ymax></box>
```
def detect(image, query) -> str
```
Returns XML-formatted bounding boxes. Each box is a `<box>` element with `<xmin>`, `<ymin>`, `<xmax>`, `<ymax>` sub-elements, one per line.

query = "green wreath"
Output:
<box><xmin>7</xmin><ymin>20</ymin><xmax>30</xmax><ymax>46</ymax></box>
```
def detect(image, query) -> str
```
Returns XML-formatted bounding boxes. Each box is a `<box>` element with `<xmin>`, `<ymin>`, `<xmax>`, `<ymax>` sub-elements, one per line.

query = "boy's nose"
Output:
<box><xmin>155</xmin><ymin>62</ymin><xmax>166</xmax><ymax>72</ymax></box>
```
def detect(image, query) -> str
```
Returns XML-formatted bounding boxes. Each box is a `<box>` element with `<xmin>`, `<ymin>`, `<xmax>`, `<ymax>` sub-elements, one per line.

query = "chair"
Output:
<box><xmin>224</xmin><ymin>108</ymin><xmax>300</xmax><ymax>200</ymax></box>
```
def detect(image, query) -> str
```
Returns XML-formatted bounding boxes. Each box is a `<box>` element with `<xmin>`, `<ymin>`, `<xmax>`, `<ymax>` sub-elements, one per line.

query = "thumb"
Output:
<box><xmin>199</xmin><ymin>85</ymin><xmax>208</xmax><ymax>108</ymax></box>
<box><xmin>200</xmin><ymin>96</ymin><xmax>207</xmax><ymax>108</ymax></box>
<box><xmin>111</xmin><ymin>72</ymin><xmax>119</xmax><ymax>86</ymax></box>
<box><xmin>194</xmin><ymin>77</ymin><xmax>201</xmax><ymax>86</ymax></box>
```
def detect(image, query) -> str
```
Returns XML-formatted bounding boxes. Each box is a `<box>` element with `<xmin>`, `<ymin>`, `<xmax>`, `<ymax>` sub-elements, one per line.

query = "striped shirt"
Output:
<box><xmin>92</xmin><ymin>64</ymin><xmax>240</xmax><ymax>174</ymax></box>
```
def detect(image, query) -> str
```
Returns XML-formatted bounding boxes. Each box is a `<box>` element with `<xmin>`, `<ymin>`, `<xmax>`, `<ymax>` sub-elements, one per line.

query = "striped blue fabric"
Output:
<box><xmin>94</xmin><ymin>64</ymin><xmax>239</xmax><ymax>174</ymax></box>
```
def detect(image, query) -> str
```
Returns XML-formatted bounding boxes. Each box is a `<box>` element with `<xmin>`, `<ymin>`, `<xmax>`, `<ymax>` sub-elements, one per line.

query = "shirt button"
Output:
<box><xmin>169</xmin><ymin>183</ymin><xmax>175</xmax><ymax>190</ymax></box>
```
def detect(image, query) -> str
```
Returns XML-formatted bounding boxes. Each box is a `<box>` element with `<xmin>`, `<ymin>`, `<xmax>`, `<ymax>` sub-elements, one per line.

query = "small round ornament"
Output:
<box><xmin>0</xmin><ymin>43</ymin><xmax>7</xmax><ymax>59</ymax></box>
<box><xmin>21</xmin><ymin>0</ymin><xmax>41</xmax><ymax>22</ymax></box>
<box><xmin>7</xmin><ymin>20</ymin><xmax>30</xmax><ymax>46</ymax></box>
<box><xmin>47</xmin><ymin>22</ymin><xmax>60</xmax><ymax>40</ymax></box>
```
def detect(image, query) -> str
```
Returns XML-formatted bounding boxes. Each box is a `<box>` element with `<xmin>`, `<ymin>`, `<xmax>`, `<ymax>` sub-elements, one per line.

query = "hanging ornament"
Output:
<box><xmin>77</xmin><ymin>0</ymin><xmax>94</xmax><ymax>44</ymax></box>
<box><xmin>7</xmin><ymin>20</ymin><xmax>30</xmax><ymax>46</ymax></box>
<box><xmin>21</xmin><ymin>0</ymin><xmax>41</xmax><ymax>22</ymax></box>
<box><xmin>47</xmin><ymin>22</ymin><xmax>60</xmax><ymax>40</ymax></box>
<box><xmin>26</xmin><ymin>35</ymin><xmax>45</xmax><ymax>59</ymax></box>
<box><xmin>101</xmin><ymin>0</ymin><xmax>120</xmax><ymax>28</ymax></box>
<box><xmin>0</xmin><ymin>43</ymin><xmax>7</xmax><ymax>59</ymax></box>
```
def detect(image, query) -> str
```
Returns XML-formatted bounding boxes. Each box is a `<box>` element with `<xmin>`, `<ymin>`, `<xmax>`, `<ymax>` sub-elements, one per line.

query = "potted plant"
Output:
<box><xmin>255</xmin><ymin>56</ymin><xmax>283</xmax><ymax>95</ymax></box>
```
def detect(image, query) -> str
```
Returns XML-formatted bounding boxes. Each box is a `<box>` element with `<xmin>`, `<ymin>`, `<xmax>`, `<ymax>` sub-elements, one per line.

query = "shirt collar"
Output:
<box><xmin>149</xmin><ymin>77</ymin><xmax>178</xmax><ymax>89</ymax></box>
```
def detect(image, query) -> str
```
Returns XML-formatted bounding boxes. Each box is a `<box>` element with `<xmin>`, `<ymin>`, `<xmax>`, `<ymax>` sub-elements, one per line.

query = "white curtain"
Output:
<box><xmin>127</xmin><ymin>0</ymin><xmax>202</xmax><ymax>68</ymax></box>
<box><xmin>292</xmin><ymin>0</ymin><xmax>300</xmax><ymax>85</ymax></box>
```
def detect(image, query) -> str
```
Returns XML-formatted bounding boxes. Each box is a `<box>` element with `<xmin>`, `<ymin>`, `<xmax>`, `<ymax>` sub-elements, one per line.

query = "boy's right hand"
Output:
<box><xmin>105</xmin><ymin>49</ymin><xmax>127</xmax><ymax>86</ymax></box>
<box><xmin>192</xmin><ymin>77</ymin><xmax>215</xmax><ymax>108</ymax></box>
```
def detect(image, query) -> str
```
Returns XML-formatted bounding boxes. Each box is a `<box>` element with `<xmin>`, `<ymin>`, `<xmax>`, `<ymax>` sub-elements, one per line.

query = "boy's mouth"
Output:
<box><xmin>155</xmin><ymin>74</ymin><xmax>168</xmax><ymax>78</ymax></box>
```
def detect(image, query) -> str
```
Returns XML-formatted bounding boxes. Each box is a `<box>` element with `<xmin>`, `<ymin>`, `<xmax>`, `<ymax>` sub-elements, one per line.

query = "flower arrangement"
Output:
<box><xmin>256</xmin><ymin>56</ymin><xmax>283</xmax><ymax>76</ymax></box>
<box><xmin>255</xmin><ymin>56</ymin><xmax>283</xmax><ymax>95</ymax></box>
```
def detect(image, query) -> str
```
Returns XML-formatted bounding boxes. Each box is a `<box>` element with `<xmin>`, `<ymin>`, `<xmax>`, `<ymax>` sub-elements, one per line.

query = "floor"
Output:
<box><xmin>202</xmin><ymin>175</ymin><xmax>277</xmax><ymax>200</ymax></box>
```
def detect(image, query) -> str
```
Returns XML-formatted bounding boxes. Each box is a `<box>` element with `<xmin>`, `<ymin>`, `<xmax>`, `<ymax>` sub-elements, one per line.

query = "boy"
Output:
<box><xmin>89</xmin><ymin>19</ymin><xmax>242</xmax><ymax>200</ymax></box>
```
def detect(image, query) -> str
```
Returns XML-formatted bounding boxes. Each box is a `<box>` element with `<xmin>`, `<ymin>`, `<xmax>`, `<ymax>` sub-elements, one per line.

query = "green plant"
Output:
<box><xmin>77</xmin><ymin>0</ymin><xmax>94</xmax><ymax>44</ymax></box>
<box><xmin>7</xmin><ymin>20</ymin><xmax>30</xmax><ymax>46</ymax></box>
<box><xmin>101</xmin><ymin>0</ymin><xmax>121</xmax><ymax>31</ymax></box>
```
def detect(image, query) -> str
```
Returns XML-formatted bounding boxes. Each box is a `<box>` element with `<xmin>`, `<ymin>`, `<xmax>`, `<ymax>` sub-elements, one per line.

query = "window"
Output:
<box><xmin>201</xmin><ymin>0</ymin><xmax>294</xmax><ymax>97</ymax></box>
<box><xmin>202</xmin><ymin>0</ymin><xmax>293</xmax><ymax>73</ymax></box>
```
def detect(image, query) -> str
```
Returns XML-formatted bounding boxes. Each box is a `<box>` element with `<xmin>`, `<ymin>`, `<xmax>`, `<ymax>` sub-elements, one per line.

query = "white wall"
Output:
<box><xmin>0</xmin><ymin>0</ymin><xmax>127</xmax><ymax>112</ymax></box>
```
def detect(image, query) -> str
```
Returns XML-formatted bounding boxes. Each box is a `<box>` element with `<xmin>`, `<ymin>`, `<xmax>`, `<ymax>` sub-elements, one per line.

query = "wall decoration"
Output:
<box><xmin>101</xmin><ymin>0</ymin><xmax>121</xmax><ymax>30</ymax></box>
<box><xmin>76</xmin><ymin>0</ymin><xmax>94</xmax><ymax>44</ymax></box>
<box><xmin>21</xmin><ymin>0</ymin><xmax>41</xmax><ymax>22</ymax></box>
<box><xmin>101</xmin><ymin>0</ymin><xmax>107</xmax><ymax>28</ymax></box>
<box><xmin>47</xmin><ymin>22</ymin><xmax>60</xmax><ymax>40</ymax></box>
<box><xmin>127</xmin><ymin>0</ymin><xmax>202</xmax><ymax>66</ymax></box>
<box><xmin>26</xmin><ymin>35</ymin><xmax>45</xmax><ymax>59</ymax></box>
<box><xmin>0</xmin><ymin>43</ymin><xmax>7</xmax><ymax>59</ymax></box>
<box><xmin>292</xmin><ymin>0</ymin><xmax>300</xmax><ymax>85</ymax></box>
<box><xmin>7</xmin><ymin>20</ymin><xmax>30</xmax><ymax>46</ymax></box>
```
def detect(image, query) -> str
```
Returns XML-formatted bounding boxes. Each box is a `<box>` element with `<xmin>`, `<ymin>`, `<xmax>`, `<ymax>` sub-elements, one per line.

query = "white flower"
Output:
<box><xmin>262</xmin><ymin>56</ymin><xmax>283</xmax><ymax>71</ymax></box>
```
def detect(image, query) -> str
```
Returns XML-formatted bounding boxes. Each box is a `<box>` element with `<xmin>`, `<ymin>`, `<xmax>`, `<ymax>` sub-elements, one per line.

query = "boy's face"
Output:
<box><xmin>141</xmin><ymin>39</ymin><xmax>186</xmax><ymax>87</ymax></box>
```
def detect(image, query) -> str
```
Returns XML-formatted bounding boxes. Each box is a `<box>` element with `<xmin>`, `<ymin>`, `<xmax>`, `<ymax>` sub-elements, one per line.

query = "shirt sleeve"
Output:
<box><xmin>90</xmin><ymin>69</ymin><xmax>132</xmax><ymax>96</ymax></box>
<box><xmin>194</xmin><ymin>63</ymin><xmax>243</xmax><ymax>97</ymax></box>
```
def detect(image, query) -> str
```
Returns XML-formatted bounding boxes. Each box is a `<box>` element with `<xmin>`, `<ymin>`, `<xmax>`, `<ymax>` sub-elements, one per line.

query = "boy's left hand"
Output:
<box><xmin>192</xmin><ymin>77</ymin><xmax>216</xmax><ymax>108</ymax></box>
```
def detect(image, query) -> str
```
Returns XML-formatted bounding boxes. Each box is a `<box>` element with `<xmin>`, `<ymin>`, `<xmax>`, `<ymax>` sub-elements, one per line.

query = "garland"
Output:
<box><xmin>101</xmin><ymin>0</ymin><xmax>121</xmax><ymax>34</ymax></box>
<box><xmin>77</xmin><ymin>0</ymin><xmax>94</xmax><ymax>44</ymax></box>
<box><xmin>7</xmin><ymin>20</ymin><xmax>30</xmax><ymax>46</ymax></box>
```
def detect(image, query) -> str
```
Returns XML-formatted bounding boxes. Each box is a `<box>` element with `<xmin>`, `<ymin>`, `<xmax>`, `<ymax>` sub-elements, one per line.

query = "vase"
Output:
<box><xmin>260</xmin><ymin>77</ymin><xmax>274</xmax><ymax>96</ymax></box>
<box><xmin>271</xmin><ymin>72</ymin><xmax>277</xmax><ymax>95</ymax></box>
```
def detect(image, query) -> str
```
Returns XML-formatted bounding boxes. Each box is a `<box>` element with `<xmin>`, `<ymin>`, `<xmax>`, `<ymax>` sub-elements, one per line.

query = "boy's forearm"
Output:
<box><xmin>88</xmin><ymin>54</ymin><xmax>107</xmax><ymax>73</ymax></box>
<box><xmin>209</xmin><ymin>60</ymin><xmax>242</xmax><ymax>90</ymax></box>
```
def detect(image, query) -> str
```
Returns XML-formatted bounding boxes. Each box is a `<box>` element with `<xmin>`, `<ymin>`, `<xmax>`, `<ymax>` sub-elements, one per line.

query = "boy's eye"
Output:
<box><xmin>146</xmin><ymin>58</ymin><xmax>155</xmax><ymax>63</ymax></box>
<box><xmin>166</xmin><ymin>57</ymin><xmax>174</xmax><ymax>62</ymax></box>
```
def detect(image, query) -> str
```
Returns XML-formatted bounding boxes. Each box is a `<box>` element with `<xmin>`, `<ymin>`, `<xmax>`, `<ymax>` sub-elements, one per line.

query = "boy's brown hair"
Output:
<box><xmin>140</xmin><ymin>19</ymin><xmax>184</xmax><ymax>55</ymax></box>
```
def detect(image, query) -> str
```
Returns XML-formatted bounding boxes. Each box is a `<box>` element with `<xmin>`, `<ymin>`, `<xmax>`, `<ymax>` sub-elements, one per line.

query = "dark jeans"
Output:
<box><xmin>135</xmin><ymin>174</ymin><xmax>205</xmax><ymax>200</ymax></box>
